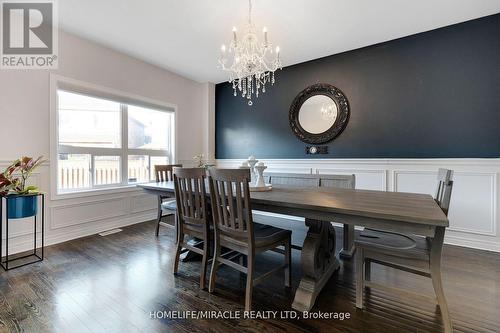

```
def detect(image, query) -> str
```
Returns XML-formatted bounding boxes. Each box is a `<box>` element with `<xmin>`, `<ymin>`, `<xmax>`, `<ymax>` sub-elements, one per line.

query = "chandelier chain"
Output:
<box><xmin>248</xmin><ymin>0</ymin><xmax>252</xmax><ymax>24</ymax></box>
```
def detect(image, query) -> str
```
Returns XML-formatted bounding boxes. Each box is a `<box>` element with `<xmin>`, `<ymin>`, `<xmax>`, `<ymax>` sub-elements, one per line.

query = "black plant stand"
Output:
<box><xmin>0</xmin><ymin>193</ymin><xmax>45</xmax><ymax>270</ymax></box>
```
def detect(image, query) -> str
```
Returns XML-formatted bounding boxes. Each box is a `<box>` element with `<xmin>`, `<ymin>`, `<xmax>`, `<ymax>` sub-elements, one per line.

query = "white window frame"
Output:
<box><xmin>50</xmin><ymin>74</ymin><xmax>177</xmax><ymax>200</ymax></box>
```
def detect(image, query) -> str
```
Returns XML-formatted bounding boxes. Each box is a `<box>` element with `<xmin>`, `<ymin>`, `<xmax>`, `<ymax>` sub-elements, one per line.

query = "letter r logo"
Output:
<box><xmin>2</xmin><ymin>2</ymin><xmax>53</xmax><ymax>54</ymax></box>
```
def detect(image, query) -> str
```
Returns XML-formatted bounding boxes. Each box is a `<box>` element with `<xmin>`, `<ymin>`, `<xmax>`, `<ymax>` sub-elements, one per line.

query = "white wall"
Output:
<box><xmin>217</xmin><ymin>158</ymin><xmax>500</xmax><ymax>253</ymax></box>
<box><xmin>201</xmin><ymin>82</ymin><xmax>216</xmax><ymax>163</ymax></box>
<box><xmin>0</xmin><ymin>30</ymin><xmax>209</xmax><ymax>254</ymax></box>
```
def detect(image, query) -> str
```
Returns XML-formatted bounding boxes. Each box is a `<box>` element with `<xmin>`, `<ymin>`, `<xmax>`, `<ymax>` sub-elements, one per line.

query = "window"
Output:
<box><xmin>56</xmin><ymin>90</ymin><xmax>174</xmax><ymax>194</ymax></box>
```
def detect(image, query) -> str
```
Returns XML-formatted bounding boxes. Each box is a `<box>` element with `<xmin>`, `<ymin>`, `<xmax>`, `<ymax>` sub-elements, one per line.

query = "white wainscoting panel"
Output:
<box><xmin>51</xmin><ymin>197</ymin><xmax>129</xmax><ymax>229</ymax></box>
<box><xmin>447</xmin><ymin>172</ymin><xmax>496</xmax><ymax>236</ymax></box>
<box><xmin>393</xmin><ymin>170</ymin><xmax>436</xmax><ymax>194</ymax></box>
<box><xmin>130</xmin><ymin>193</ymin><xmax>158</xmax><ymax>214</ymax></box>
<box><xmin>217</xmin><ymin>158</ymin><xmax>500</xmax><ymax>252</ymax></box>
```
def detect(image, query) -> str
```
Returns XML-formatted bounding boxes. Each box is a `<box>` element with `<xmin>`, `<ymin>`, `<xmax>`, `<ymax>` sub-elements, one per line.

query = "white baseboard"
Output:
<box><xmin>443</xmin><ymin>234</ymin><xmax>500</xmax><ymax>253</ymax></box>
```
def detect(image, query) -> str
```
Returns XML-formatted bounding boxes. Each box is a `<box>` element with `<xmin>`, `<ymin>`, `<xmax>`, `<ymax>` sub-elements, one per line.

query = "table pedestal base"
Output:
<box><xmin>292</xmin><ymin>219</ymin><xmax>340</xmax><ymax>311</ymax></box>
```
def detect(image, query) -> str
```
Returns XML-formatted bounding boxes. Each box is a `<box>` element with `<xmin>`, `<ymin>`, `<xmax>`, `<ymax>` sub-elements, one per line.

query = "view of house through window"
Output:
<box><xmin>57</xmin><ymin>90</ymin><xmax>174</xmax><ymax>193</ymax></box>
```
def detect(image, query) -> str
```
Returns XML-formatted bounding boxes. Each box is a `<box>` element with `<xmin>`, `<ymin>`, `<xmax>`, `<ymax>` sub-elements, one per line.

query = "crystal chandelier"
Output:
<box><xmin>218</xmin><ymin>0</ymin><xmax>282</xmax><ymax>106</ymax></box>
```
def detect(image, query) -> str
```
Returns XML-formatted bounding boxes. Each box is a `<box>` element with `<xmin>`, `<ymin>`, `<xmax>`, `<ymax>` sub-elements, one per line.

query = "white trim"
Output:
<box><xmin>52</xmin><ymin>183</ymin><xmax>146</xmax><ymax>200</ymax></box>
<box><xmin>444</xmin><ymin>234</ymin><xmax>500</xmax><ymax>253</ymax></box>
<box><xmin>217</xmin><ymin>158</ymin><xmax>500</xmax><ymax>167</ymax></box>
<box><xmin>49</xmin><ymin>74</ymin><xmax>178</xmax><ymax>200</ymax></box>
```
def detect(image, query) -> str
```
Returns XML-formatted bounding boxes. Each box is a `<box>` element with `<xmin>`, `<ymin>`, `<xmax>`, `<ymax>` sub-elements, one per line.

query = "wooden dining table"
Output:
<box><xmin>138</xmin><ymin>181</ymin><xmax>449</xmax><ymax>312</ymax></box>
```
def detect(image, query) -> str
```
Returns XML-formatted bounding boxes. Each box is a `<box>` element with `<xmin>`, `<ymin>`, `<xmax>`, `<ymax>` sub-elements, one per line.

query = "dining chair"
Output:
<box><xmin>355</xmin><ymin>168</ymin><xmax>454</xmax><ymax>332</ymax></box>
<box><xmin>172</xmin><ymin>167</ymin><xmax>210</xmax><ymax>289</ymax></box>
<box><xmin>208</xmin><ymin>168</ymin><xmax>292</xmax><ymax>311</ymax></box>
<box><xmin>318</xmin><ymin>174</ymin><xmax>356</xmax><ymax>258</ymax></box>
<box><xmin>154</xmin><ymin>164</ymin><xmax>182</xmax><ymax>236</ymax></box>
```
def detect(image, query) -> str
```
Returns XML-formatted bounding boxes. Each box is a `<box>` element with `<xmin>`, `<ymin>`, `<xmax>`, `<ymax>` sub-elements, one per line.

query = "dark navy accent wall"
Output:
<box><xmin>215</xmin><ymin>14</ymin><xmax>500</xmax><ymax>159</ymax></box>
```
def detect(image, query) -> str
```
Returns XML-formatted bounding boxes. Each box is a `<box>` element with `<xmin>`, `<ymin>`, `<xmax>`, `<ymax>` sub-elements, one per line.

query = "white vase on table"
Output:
<box><xmin>247</xmin><ymin>155</ymin><xmax>258</xmax><ymax>183</ymax></box>
<box><xmin>254</xmin><ymin>162</ymin><xmax>267</xmax><ymax>188</ymax></box>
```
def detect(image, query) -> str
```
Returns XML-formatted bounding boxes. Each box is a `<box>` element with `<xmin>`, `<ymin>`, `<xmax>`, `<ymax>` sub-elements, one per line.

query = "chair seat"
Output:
<box><xmin>254</xmin><ymin>222</ymin><xmax>291</xmax><ymax>248</ymax></box>
<box><xmin>219</xmin><ymin>222</ymin><xmax>291</xmax><ymax>251</ymax></box>
<box><xmin>161</xmin><ymin>199</ymin><xmax>177</xmax><ymax>212</ymax></box>
<box><xmin>355</xmin><ymin>228</ymin><xmax>430</xmax><ymax>260</ymax></box>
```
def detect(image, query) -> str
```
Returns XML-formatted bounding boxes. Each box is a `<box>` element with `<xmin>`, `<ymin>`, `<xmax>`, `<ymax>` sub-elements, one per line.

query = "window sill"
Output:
<box><xmin>51</xmin><ymin>183</ymin><xmax>151</xmax><ymax>201</ymax></box>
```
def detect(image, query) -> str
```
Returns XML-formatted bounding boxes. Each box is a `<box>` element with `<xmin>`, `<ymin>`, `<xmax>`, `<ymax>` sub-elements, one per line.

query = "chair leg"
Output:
<box><xmin>355</xmin><ymin>248</ymin><xmax>364</xmax><ymax>309</ymax></box>
<box><xmin>155</xmin><ymin>197</ymin><xmax>163</xmax><ymax>237</ymax></box>
<box><xmin>173</xmin><ymin>235</ymin><xmax>182</xmax><ymax>274</ymax></box>
<box><xmin>208</xmin><ymin>238</ymin><xmax>220</xmax><ymax>293</ymax></box>
<box><xmin>173</xmin><ymin>216</ymin><xmax>183</xmax><ymax>274</ymax></box>
<box><xmin>431</xmin><ymin>264</ymin><xmax>453</xmax><ymax>332</ymax></box>
<box><xmin>245</xmin><ymin>254</ymin><xmax>255</xmax><ymax>312</ymax></box>
<box><xmin>284</xmin><ymin>238</ymin><xmax>291</xmax><ymax>287</ymax></box>
<box><xmin>239</xmin><ymin>255</ymin><xmax>245</xmax><ymax>280</ymax></box>
<box><xmin>365</xmin><ymin>259</ymin><xmax>371</xmax><ymax>282</ymax></box>
<box><xmin>200</xmin><ymin>230</ymin><xmax>209</xmax><ymax>289</ymax></box>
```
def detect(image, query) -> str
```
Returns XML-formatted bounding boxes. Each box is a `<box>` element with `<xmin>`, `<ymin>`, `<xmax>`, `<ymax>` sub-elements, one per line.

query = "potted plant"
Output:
<box><xmin>193</xmin><ymin>154</ymin><xmax>215</xmax><ymax>170</ymax></box>
<box><xmin>0</xmin><ymin>156</ymin><xmax>44</xmax><ymax>219</ymax></box>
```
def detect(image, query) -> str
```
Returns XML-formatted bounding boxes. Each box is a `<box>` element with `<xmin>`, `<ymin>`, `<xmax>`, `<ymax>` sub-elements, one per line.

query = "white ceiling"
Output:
<box><xmin>59</xmin><ymin>0</ymin><xmax>500</xmax><ymax>83</ymax></box>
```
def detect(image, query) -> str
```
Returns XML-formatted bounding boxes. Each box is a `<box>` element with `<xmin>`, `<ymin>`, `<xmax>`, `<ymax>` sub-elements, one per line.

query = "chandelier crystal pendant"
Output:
<box><xmin>218</xmin><ymin>0</ymin><xmax>282</xmax><ymax>106</ymax></box>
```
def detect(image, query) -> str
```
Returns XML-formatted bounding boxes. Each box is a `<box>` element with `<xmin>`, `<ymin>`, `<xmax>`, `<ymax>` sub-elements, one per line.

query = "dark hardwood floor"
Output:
<box><xmin>1</xmin><ymin>219</ymin><xmax>499</xmax><ymax>333</ymax></box>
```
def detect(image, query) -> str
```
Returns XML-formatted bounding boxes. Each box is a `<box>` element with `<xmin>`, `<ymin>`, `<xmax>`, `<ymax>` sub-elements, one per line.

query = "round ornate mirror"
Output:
<box><xmin>289</xmin><ymin>83</ymin><xmax>350</xmax><ymax>144</ymax></box>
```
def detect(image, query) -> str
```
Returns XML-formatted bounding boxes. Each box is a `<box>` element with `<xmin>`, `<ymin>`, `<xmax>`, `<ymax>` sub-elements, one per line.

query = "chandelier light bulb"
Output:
<box><xmin>221</xmin><ymin>44</ymin><xmax>226</xmax><ymax>53</ymax></box>
<box><xmin>232</xmin><ymin>27</ymin><xmax>238</xmax><ymax>44</ymax></box>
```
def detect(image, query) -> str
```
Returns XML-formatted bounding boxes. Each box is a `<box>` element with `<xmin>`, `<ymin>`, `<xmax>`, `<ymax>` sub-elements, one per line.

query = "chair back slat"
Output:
<box><xmin>227</xmin><ymin>181</ymin><xmax>237</xmax><ymax>230</ymax></box>
<box><xmin>220</xmin><ymin>180</ymin><xmax>229</xmax><ymax>228</ymax></box>
<box><xmin>173</xmin><ymin>168</ymin><xmax>207</xmax><ymax>226</ymax></box>
<box><xmin>209</xmin><ymin>168</ymin><xmax>253</xmax><ymax>239</ymax></box>
<box><xmin>235</xmin><ymin>181</ymin><xmax>244</xmax><ymax>232</ymax></box>
<box><xmin>430</xmin><ymin>170</ymin><xmax>454</xmax><ymax>260</ymax></box>
<box><xmin>435</xmin><ymin>168</ymin><xmax>453</xmax><ymax>216</ymax></box>
<box><xmin>155</xmin><ymin>164</ymin><xmax>182</xmax><ymax>182</ymax></box>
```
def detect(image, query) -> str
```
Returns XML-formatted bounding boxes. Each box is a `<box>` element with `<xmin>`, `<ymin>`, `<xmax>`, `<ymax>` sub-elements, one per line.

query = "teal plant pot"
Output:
<box><xmin>7</xmin><ymin>194</ymin><xmax>38</xmax><ymax>219</ymax></box>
